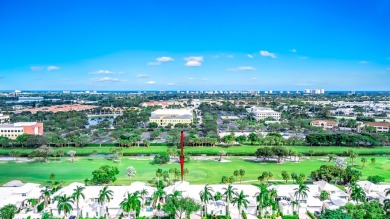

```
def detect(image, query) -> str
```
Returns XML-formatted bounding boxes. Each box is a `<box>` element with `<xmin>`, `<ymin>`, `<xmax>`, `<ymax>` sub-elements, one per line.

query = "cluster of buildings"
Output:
<box><xmin>0</xmin><ymin>113</ymin><xmax>10</xmax><ymax>124</ymax></box>
<box><xmin>14</xmin><ymin>104</ymin><xmax>98</xmax><ymax>114</ymax></box>
<box><xmin>304</xmin><ymin>89</ymin><xmax>325</xmax><ymax>94</ymax></box>
<box><xmin>1</xmin><ymin>180</ymin><xmax>389</xmax><ymax>219</ymax></box>
<box><xmin>149</xmin><ymin>109</ymin><xmax>193</xmax><ymax>126</ymax></box>
<box><xmin>309</xmin><ymin>119</ymin><xmax>390</xmax><ymax>133</ymax></box>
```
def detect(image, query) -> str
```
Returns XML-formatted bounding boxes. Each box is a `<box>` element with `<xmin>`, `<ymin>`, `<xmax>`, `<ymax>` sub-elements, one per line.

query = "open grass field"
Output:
<box><xmin>0</xmin><ymin>155</ymin><xmax>389</xmax><ymax>185</ymax></box>
<box><xmin>1</xmin><ymin>145</ymin><xmax>390</xmax><ymax>156</ymax></box>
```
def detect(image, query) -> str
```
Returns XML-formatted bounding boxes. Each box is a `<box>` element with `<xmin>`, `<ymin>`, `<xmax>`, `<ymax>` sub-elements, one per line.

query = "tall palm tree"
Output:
<box><xmin>40</xmin><ymin>187</ymin><xmax>52</xmax><ymax>208</ymax></box>
<box><xmin>120</xmin><ymin>192</ymin><xmax>142</xmax><ymax>219</ymax></box>
<box><xmin>232</xmin><ymin>190</ymin><xmax>250</xmax><ymax>219</ymax></box>
<box><xmin>98</xmin><ymin>186</ymin><xmax>114</xmax><ymax>217</ymax></box>
<box><xmin>153</xmin><ymin>188</ymin><xmax>166</xmax><ymax>208</ymax></box>
<box><xmin>199</xmin><ymin>184</ymin><xmax>214</xmax><ymax>217</ymax></box>
<box><xmin>294</xmin><ymin>183</ymin><xmax>309</xmax><ymax>215</ymax></box>
<box><xmin>223</xmin><ymin>184</ymin><xmax>237</xmax><ymax>216</ymax></box>
<box><xmin>350</xmin><ymin>183</ymin><xmax>366</xmax><ymax>205</ymax></box>
<box><xmin>139</xmin><ymin>189</ymin><xmax>149</xmax><ymax>208</ymax></box>
<box><xmin>27</xmin><ymin>198</ymin><xmax>38</xmax><ymax>213</ymax></box>
<box><xmin>239</xmin><ymin>169</ymin><xmax>245</xmax><ymax>183</ymax></box>
<box><xmin>254</xmin><ymin>184</ymin><xmax>268</xmax><ymax>216</ymax></box>
<box><xmin>72</xmin><ymin>186</ymin><xmax>85</xmax><ymax>218</ymax></box>
<box><xmin>55</xmin><ymin>194</ymin><xmax>74</xmax><ymax>219</ymax></box>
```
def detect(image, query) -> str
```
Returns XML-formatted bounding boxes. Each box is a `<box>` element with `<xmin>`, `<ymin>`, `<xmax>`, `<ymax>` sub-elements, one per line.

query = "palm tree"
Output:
<box><xmin>254</xmin><ymin>184</ymin><xmax>268</xmax><ymax>216</ymax></box>
<box><xmin>0</xmin><ymin>204</ymin><xmax>18</xmax><ymax>219</ymax></box>
<box><xmin>120</xmin><ymin>192</ymin><xmax>142</xmax><ymax>219</ymax></box>
<box><xmin>199</xmin><ymin>184</ymin><xmax>214</xmax><ymax>217</ymax></box>
<box><xmin>232</xmin><ymin>190</ymin><xmax>249</xmax><ymax>219</ymax></box>
<box><xmin>139</xmin><ymin>189</ymin><xmax>149</xmax><ymax>208</ymax></box>
<box><xmin>350</xmin><ymin>183</ymin><xmax>366</xmax><ymax>204</ymax></box>
<box><xmin>156</xmin><ymin>168</ymin><xmax>163</xmax><ymax>181</ymax></box>
<box><xmin>233</xmin><ymin>170</ymin><xmax>239</xmax><ymax>183</ymax></box>
<box><xmin>40</xmin><ymin>187</ymin><xmax>52</xmax><ymax>208</ymax></box>
<box><xmin>239</xmin><ymin>169</ymin><xmax>245</xmax><ymax>183</ymax></box>
<box><xmin>55</xmin><ymin>194</ymin><xmax>74</xmax><ymax>218</ymax></box>
<box><xmin>27</xmin><ymin>198</ymin><xmax>38</xmax><ymax>213</ymax></box>
<box><xmin>294</xmin><ymin>182</ymin><xmax>309</xmax><ymax>215</ymax></box>
<box><xmin>98</xmin><ymin>186</ymin><xmax>114</xmax><ymax>217</ymax></box>
<box><xmin>223</xmin><ymin>184</ymin><xmax>237</xmax><ymax>216</ymax></box>
<box><xmin>153</xmin><ymin>188</ymin><xmax>166</xmax><ymax>208</ymax></box>
<box><xmin>72</xmin><ymin>186</ymin><xmax>85</xmax><ymax>218</ymax></box>
<box><xmin>349</xmin><ymin>151</ymin><xmax>357</xmax><ymax>166</ymax></box>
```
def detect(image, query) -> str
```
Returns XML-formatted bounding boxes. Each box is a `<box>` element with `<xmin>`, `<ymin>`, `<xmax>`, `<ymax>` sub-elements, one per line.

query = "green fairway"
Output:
<box><xmin>1</xmin><ymin>145</ymin><xmax>390</xmax><ymax>157</ymax></box>
<box><xmin>0</xmin><ymin>156</ymin><xmax>389</xmax><ymax>185</ymax></box>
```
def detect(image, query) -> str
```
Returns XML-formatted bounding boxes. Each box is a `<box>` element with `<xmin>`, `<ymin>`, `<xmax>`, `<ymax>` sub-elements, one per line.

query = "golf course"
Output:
<box><xmin>0</xmin><ymin>155</ymin><xmax>389</xmax><ymax>185</ymax></box>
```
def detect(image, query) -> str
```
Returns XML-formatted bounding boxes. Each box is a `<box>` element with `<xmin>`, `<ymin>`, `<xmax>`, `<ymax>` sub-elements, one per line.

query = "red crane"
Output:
<box><xmin>180</xmin><ymin>131</ymin><xmax>185</xmax><ymax>181</ymax></box>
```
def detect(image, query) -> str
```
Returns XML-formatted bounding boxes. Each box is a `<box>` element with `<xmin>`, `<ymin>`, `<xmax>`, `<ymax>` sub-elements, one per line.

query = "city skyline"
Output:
<box><xmin>1</xmin><ymin>0</ymin><xmax>390</xmax><ymax>91</ymax></box>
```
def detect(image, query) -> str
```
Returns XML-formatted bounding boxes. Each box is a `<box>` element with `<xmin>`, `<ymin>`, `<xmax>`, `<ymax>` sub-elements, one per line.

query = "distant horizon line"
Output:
<box><xmin>1</xmin><ymin>90</ymin><xmax>390</xmax><ymax>93</ymax></box>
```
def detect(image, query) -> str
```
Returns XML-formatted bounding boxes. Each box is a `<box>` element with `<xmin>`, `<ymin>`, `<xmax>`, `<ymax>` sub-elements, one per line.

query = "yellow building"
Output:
<box><xmin>149</xmin><ymin>109</ymin><xmax>193</xmax><ymax>126</ymax></box>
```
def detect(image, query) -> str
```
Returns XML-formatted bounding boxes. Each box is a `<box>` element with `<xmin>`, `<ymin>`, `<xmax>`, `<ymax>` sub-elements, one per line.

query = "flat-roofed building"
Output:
<box><xmin>365</xmin><ymin>122</ymin><xmax>390</xmax><ymax>133</ymax></box>
<box><xmin>246</xmin><ymin>107</ymin><xmax>281</xmax><ymax>121</ymax></box>
<box><xmin>0</xmin><ymin>113</ymin><xmax>10</xmax><ymax>124</ymax></box>
<box><xmin>310</xmin><ymin>120</ymin><xmax>339</xmax><ymax>129</ymax></box>
<box><xmin>0</xmin><ymin>122</ymin><xmax>44</xmax><ymax>139</ymax></box>
<box><xmin>149</xmin><ymin>109</ymin><xmax>193</xmax><ymax>126</ymax></box>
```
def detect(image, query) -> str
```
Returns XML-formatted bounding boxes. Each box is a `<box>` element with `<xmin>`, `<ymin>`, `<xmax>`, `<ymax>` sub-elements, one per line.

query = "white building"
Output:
<box><xmin>246</xmin><ymin>107</ymin><xmax>281</xmax><ymax>121</ymax></box>
<box><xmin>0</xmin><ymin>180</ymin><xmax>41</xmax><ymax>211</ymax></box>
<box><xmin>0</xmin><ymin>113</ymin><xmax>10</xmax><ymax>124</ymax></box>
<box><xmin>149</xmin><ymin>109</ymin><xmax>193</xmax><ymax>126</ymax></box>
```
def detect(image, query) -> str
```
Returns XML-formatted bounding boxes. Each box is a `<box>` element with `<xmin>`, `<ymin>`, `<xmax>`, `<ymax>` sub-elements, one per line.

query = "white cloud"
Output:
<box><xmin>90</xmin><ymin>70</ymin><xmax>115</xmax><ymax>74</ymax></box>
<box><xmin>47</xmin><ymin>66</ymin><xmax>60</xmax><ymax>71</ymax></box>
<box><xmin>184</xmin><ymin>56</ymin><xmax>203</xmax><ymax>67</ymax></box>
<box><xmin>167</xmin><ymin>82</ymin><xmax>175</xmax><ymax>85</ymax></box>
<box><xmin>202</xmin><ymin>78</ymin><xmax>208</xmax><ymax>81</ymax></box>
<box><xmin>147</xmin><ymin>62</ymin><xmax>161</xmax><ymax>66</ymax></box>
<box><xmin>146</xmin><ymin>81</ymin><xmax>156</xmax><ymax>84</ymax></box>
<box><xmin>91</xmin><ymin>77</ymin><xmax>122</xmax><ymax>83</ymax></box>
<box><xmin>156</xmin><ymin>56</ymin><xmax>174</xmax><ymax>62</ymax></box>
<box><xmin>226</xmin><ymin>54</ymin><xmax>234</xmax><ymax>58</ymax></box>
<box><xmin>30</xmin><ymin>66</ymin><xmax>42</xmax><ymax>71</ymax></box>
<box><xmin>188</xmin><ymin>77</ymin><xmax>194</xmax><ymax>80</ymax></box>
<box><xmin>259</xmin><ymin>50</ymin><xmax>276</xmax><ymax>58</ymax></box>
<box><xmin>360</xmin><ymin>60</ymin><xmax>369</xmax><ymax>64</ymax></box>
<box><xmin>226</xmin><ymin>66</ymin><xmax>256</xmax><ymax>71</ymax></box>
<box><xmin>147</xmin><ymin>56</ymin><xmax>174</xmax><ymax>65</ymax></box>
<box><xmin>117</xmin><ymin>71</ymin><xmax>126</xmax><ymax>74</ymax></box>
<box><xmin>247</xmin><ymin>54</ymin><xmax>254</xmax><ymax>58</ymax></box>
<box><xmin>136</xmin><ymin>74</ymin><xmax>150</xmax><ymax>78</ymax></box>
<box><xmin>291</xmin><ymin>49</ymin><xmax>297</xmax><ymax>53</ymax></box>
<box><xmin>251</xmin><ymin>77</ymin><xmax>257</xmax><ymax>80</ymax></box>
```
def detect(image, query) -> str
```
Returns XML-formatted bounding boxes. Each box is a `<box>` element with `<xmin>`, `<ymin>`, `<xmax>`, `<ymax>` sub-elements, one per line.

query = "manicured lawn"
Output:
<box><xmin>1</xmin><ymin>145</ymin><xmax>390</xmax><ymax>157</ymax></box>
<box><xmin>0</xmin><ymin>156</ymin><xmax>389</xmax><ymax>185</ymax></box>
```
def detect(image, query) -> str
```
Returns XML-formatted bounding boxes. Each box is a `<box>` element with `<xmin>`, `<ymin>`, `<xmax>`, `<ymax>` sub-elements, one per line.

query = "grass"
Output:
<box><xmin>0</xmin><ymin>156</ymin><xmax>389</xmax><ymax>185</ymax></box>
<box><xmin>1</xmin><ymin>145</ymin><xmax>390</xmax><ymax>157</ymax></box>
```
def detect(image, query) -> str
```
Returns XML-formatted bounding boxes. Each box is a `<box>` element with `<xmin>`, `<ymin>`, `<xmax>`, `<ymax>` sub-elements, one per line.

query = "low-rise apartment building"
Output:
<box><xmin>149</xmin><ymin>109</ymin><xmax>193</xmax><ymax>126</ymax></box>
<box><xmin>310</xmin><ymin>120</ymin><xmax>339</xmax><ymax>129</ymax></box>
<box><xmin>0</xmin><ymin>122</ymin><xmax>44</xmax><ymax>139</ymax></box>
<box><xmin>246</xmin><ymin>107</ymin><xmax>281</xmax><ymax>121</ymax></box>
<box><xmin>365</xmin><ymin>122</ymin><xmax>390</xmax><ymax>133</ymax></box>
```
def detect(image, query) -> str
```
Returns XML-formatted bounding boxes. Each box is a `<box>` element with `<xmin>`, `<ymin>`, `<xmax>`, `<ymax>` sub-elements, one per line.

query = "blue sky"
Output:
<box><xmin>0</xmin><ymin>0</ymin><xmax>390</xmax><ymax>91</ymax></box>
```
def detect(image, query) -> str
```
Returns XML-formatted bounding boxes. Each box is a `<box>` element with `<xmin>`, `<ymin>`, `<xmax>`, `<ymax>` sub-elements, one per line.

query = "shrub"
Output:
<box><xmin>307</xmin><ymin>211</ymin><xmax>315</xmax><ymax>219</ymax></box>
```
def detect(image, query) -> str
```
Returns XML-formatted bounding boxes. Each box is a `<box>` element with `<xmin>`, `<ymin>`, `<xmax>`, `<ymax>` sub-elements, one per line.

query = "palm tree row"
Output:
<box><xmin>199</xmin><ymin>184</ymin><xmax>250</xmax><ymax>219</ymax></box>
